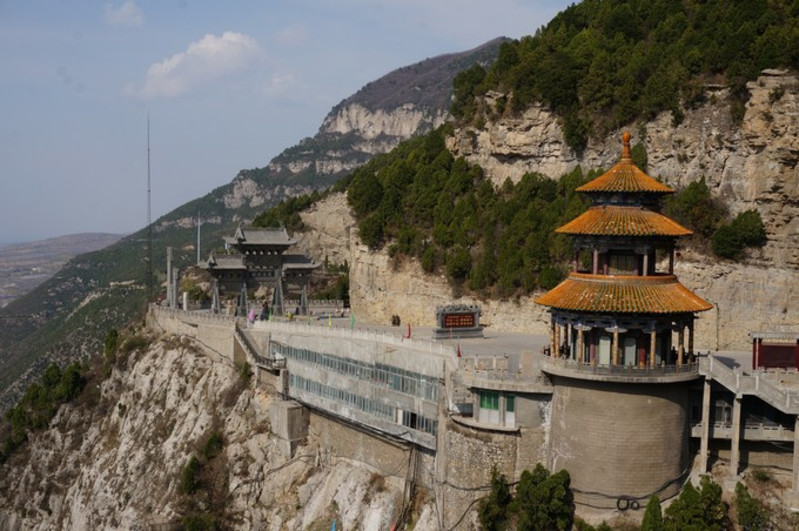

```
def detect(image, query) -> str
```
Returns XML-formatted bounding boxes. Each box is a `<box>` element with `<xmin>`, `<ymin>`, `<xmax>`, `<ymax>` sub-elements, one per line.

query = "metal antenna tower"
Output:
<box><xmin>197</xmin><ymin>209</ymin><xmax>201</xmax><ymax>263</ymax></box>
<box><xmin>146</xmin><ymin>114</ymin><xmax>153</xmax><ymax>301</ymax></box>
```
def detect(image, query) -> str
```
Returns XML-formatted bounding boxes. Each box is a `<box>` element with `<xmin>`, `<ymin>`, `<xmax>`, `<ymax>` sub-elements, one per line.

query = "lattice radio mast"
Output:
<box><xmin>146</xmin><ymin>114</ymin><xmax>153</xmax><ymax>301</ymax></box>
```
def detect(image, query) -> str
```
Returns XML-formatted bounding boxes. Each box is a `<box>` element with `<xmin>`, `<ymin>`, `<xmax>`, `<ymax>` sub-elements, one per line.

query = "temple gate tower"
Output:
<box><xmin>535</xmin><ymin>132</ymin><xmax>713</xmax><ymax>507</ymax></box>
<box><xmin>201</xmin><ymin>226</ymin><xmax>317</xmax><ymax>316</ymax></box>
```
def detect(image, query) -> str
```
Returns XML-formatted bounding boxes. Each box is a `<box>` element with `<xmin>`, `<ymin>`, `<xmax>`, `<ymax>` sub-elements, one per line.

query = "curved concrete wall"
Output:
<box><xmin>547</xmin><ymin>376</ymin><xmax>692</xmax><ymax>507</ymax></box>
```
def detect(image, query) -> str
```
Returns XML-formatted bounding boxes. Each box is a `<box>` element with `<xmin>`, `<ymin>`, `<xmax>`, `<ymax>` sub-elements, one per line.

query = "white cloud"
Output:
<box><xmin>104</xmin><ymin>1</ymin><xmax>144</xmax><ymax>28</ymax></box>
<box><xmin>274</xmin><ymin>24</ymin><xmax>308</xmax><ymax>46</ymax></box>
<box><xmin>131</xmin><ymin>32</ymin><xmax>263</xmax><ymax>100</ymax></box>
<box><xmin>263</xmin><ymin>73</ymin><xmax>297</xmax><ymax>96</ymax></box>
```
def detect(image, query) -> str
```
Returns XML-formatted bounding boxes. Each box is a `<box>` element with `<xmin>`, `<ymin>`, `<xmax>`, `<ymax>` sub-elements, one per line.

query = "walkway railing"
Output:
<box><xmin>233</xmin><ymin>324</ymin><xmax>286</xmax><ymax>371</ymax></box>
<box><xmin>252</xmin><ymin>319</ymin><xmax>457</xmax><ymax>359</ymax></box>
<box><xmin>700</xmin><ymin>356</ymin><xmax>799</xmax><ymax>414</ymax></box>
<box><xmin>540</xmin><ymin>354</ymin><xmax>700</xmax><ymax>382</ymax></box>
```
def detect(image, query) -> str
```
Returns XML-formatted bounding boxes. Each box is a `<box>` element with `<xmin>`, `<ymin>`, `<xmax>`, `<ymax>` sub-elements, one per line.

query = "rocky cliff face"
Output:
<box><xmin>0</xmin><ymin>332</ymin><xmax>414</xmax><ymax>530</ymax></box>
<box><xmin>298</xmin><ymin>71</ymin><xmax>799</xmax><ymax>350</ymax></box>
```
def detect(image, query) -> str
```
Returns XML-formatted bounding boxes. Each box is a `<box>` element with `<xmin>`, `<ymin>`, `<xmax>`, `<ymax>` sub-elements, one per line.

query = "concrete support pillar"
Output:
<box><xmin>577</xmin><ymin>327</ymin><xmax>585</xmax><ymax>365</ymax></box>
<box><xmin>699</xmin><ymin>379</ymin><xmax>711</xmax><ymax>473</ymax></box>
<box><xmin>793</xmin><ymin>415</ymin><xmax>799</xmax><ymax>492</ymax></box>
<box><xmin>212</xmin><ymin>280</ymin><xmax>220</xmax><ymax>314</ymax></box>
<box><xmin>730</xmin><ymin>395</ymin><xmax>742</xmax><ymax>477</ymax></box>
<box><xmin>612</xmin><ymin>328</ymin><xmax>619</xmax><ymax>366</ymax></box>
<box><xmin>678</xmin><ymin>324</ymin><xmax>685</xmax><ymax>367</ymax></box>
<box><xmin>650</xmin><ymin>329</ymin><xmax>657</xmax><ymax>368</ymax></box>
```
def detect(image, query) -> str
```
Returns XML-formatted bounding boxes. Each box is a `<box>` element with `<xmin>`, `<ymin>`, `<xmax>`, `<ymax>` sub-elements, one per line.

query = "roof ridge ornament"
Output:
<box><xmin>621</xmin><ymin>131</ymin><xmax>632</xmax><ymax>162</ymax></box>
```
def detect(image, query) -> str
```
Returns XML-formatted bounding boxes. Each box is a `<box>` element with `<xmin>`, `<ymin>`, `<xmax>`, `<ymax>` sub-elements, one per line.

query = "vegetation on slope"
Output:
<box><xmin>346</xmin><ymin>127</ymin><xmax>592</xmax><ymax>297</ymax></box>
<box><xmin>0</xmin><ymin>362</ymin><xmax>86</xmax><ymax>463</ymax></box>
<box><xmin>453</xmin><ymin>0</ymin><xmax>799</xmax><ymax>151</ymax></box>
<box><xmin>664</xmin><ymin>177</ymin><xmax>767</xmax><ymax>258</ymax></box>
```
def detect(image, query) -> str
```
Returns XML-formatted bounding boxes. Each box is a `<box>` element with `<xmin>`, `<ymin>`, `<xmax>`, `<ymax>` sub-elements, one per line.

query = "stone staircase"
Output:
<box><xmin>233</xmin><ymin>324</ymin><xmax>286</xmax><ymax>370</ymax></box>
<box><xmin>699</xmin><ymin>355</ymin><xmax>799</xmax><ymax>414</ymax></box>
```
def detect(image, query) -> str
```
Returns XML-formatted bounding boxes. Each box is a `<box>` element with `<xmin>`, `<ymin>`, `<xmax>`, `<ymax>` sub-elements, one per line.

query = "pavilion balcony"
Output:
<box><xmin>539</xmin><ymin>353</ymin><xmax>700</xmax><ymax>383</ymax></box>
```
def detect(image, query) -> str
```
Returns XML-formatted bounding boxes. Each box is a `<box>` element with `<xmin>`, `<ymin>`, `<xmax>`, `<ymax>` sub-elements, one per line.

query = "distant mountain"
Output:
<box><xmin>0</xmin><ymin>38</ymin><xmax>506</xmax><ymax>411</ymax></box>
<box><xmin>0</xmin><ymin>233</ymin><xmax>122</xmax><ymax>308</ymax></box>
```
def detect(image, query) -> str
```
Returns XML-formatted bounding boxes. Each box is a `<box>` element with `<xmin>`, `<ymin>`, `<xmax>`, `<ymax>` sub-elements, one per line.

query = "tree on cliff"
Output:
<box><xmin>513</xmin><ymin>464</ymin><xmax>574</xmax><ymax>531</ymax></box>
<box><xmin>664</xmin><ymin>477</ymin><xmax>729</xmax><ymax>530</ymax></box>
<box><xmin>479</xmin><ymin>469</ymin><xmax>512</xmax><ymax>530</ymax></box>
<box><xmin>478</xmin><ymin>464</ymin><xmax>575</xmax><ymax>531</ymax></box>
<box><xmin>641</xmin><ymin>495</ymin><xmax>663</xmax><ymax>531</ymax></box>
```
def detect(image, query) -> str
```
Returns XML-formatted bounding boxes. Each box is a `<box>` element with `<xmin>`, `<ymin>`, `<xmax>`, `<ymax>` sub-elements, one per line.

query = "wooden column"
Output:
<box><xmin>590</xmin><ymin>330</ymin><xmax>597</xmax><ymax>366</ymax></box>
<box><xmin>688</xmin><ymin>320</ymin><xmax>695</xmax><ymax>362</ymax></box>
<box><xmin>550</xmin><ymin>320</ymin><xmax>556</xmax><ymax>357</ymax></box>
<box><xmin>730</xmin><ymin>395</ymin><xmax>742</xmax><ymax>477</ymax></box>
<box><xmin>669</xmin><ymin>248</ymin><xmax>675</xmax><ymax>274</ymax></box>
<box><xmin>573</xmin><ymin>251</ymin><xmax>579</xmax><ymax>272</ymax></box>
<box><xmin>555</xmin><ymin>323</ymin><xmax>561</xmax><ymax>357</ymax></box>
<box><xmin>699</xmin><ymin>379</ymin><xmax>712</xmax><ymax>474</ymax></box>
<box><xmin>592</xmin><ymin>249</ymin><xmax>599</xmax><ymax>274</ymax></box>
<box><xmin>650</xmin><ymin>329</ymin><xmax>657</xmax><ymax>368</ymax></box>
<box><xmin>577</xmin><ymin>327</ymin><xmax>585</xmax><ymax>365</ymax></box>
<box><xmin>678</xmin><ymin>323</ymin><xmax>685</xmax><ymax>366</ymax></box>
<box><xmin>642</xmin><ymin>252</ymin><xmax>649</xmax><ymax>276</ymax></box>
<box><xmin>612</xmin><ymin>328</ymin><xmax>620</xmax><ymax>366</ymax></box>
<box><xmin>567</xmin><ymin>323</ymin><xmax>573</xmax><ymax>359</ymax></box>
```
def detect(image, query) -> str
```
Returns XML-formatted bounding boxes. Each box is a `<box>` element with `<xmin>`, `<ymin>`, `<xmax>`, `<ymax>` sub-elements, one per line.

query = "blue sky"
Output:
<box><xmin>0</xmin><ymin>0</ymin><xmax>570</xmax><ymax>246</ymax></box>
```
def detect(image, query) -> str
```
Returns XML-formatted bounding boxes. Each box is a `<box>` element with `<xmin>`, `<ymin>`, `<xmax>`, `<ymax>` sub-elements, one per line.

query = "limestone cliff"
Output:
<box><xmin>297</xmin><ymin>71</ymin><xmax>799</xmax><ymax>351</ymax></box>
<box><xmin>0</xmin><ymin>332</ymin><xmax>421</xmax><ymax>530</ymax></box>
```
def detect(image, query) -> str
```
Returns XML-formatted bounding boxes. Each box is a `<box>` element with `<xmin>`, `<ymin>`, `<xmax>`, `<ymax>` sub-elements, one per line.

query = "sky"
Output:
<box><xmin>0</xmin><ymin>0</ymin><xmax>571</xmax><ymax>247</ymax></box>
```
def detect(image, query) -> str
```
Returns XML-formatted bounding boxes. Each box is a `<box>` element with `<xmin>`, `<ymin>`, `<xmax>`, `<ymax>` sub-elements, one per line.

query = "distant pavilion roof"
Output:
<box><xmin>282</xmin><ymin>254</ymin><xmax>319</xmax><ymax>270</ymax></box>
<box><xmin>224</xmin><ymin>226</ymin><xmax>296</xmax><ymax>247</ymax></box>
<box><xmin>535</xmin><ymin>273</ymin><xmax>713</xmax><ymax>314</ymax></box>
<box><xmin>201</xmin><ymin>253</ymin><xmax>246</xmax><ymax>270</ymax></box>
<box><xmin>576</xmin><ymin>132</ymin><xmax>674</xmax><ymax>195</ymax></box>
<box><xmin>556</xmin><ymin>206</ymin><xmax>692</xmax><ymax>237</ymax></box>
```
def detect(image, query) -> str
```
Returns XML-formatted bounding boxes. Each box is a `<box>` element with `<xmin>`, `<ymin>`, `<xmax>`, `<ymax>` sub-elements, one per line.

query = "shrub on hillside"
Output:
<box><xmin>712</xmin><ymin>209</ymin><xmax>767</xmax><ymax>259</ymax></box>
<box><xmin>664</xmin><ymin>476</ymin><xmax>728</xmax><ymax>530</ymax></box>
<box><xmin>734</xmin><ymin>482</ymin><xmax>770</xmax><ymax>530</ymax></box>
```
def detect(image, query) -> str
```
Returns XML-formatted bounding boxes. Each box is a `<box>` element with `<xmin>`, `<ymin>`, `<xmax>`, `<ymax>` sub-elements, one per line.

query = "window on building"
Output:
<box><xmin>480</xmin><ymin>391</ymin><xmax>499</xmax><ymax>410</ymax></box>
<box><xmin>506</xmin><ymin>395</ymin><xmax>515</xmax><ymax>412</ymax></box>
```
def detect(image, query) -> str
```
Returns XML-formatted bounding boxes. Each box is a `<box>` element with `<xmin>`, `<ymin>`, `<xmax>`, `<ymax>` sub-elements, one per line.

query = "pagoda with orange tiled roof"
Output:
<box><xmin>535</xmin><ymin>131</ymin><xmax>712</xmax><ymax>368</ymax></box>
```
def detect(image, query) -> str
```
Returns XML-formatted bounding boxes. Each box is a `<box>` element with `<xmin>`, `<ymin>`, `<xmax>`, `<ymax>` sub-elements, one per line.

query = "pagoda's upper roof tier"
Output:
<box><xmin>556</xmin><ymin>205</ymin><xmax>692</xmax><ymax>237</ymax></box>
<box><xmin>576</xmin><ymin>132</ymin><xmax>674</xmax><ymax>195</ymax></box>
<box><xmin>534</xmin><ymin>273</ymin><xmax>713</xmax><ymax>314</ymax></box>
<box><xmin>224</xmin><ymin>226</ymin><xmax>295</xmax><ymax>248</ymax></box>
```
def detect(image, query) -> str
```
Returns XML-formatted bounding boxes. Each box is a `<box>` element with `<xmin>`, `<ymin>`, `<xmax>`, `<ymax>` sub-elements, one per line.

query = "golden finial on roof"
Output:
<box><xmin>621</xmin><ymin>131</ymin><xmax>632</xmax><ymax>162</ymax></box>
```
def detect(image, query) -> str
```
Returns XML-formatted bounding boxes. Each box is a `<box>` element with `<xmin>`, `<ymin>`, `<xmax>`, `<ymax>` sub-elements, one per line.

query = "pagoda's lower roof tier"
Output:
<box><xmin>555</xmin><ymin>206</ymin><xmax>691</xmax><ymax>237</ymax></box>
<box><xmin>534</xmin><ymin>273</ymin><xmax>713</xmax><ymax>314</ymax></box>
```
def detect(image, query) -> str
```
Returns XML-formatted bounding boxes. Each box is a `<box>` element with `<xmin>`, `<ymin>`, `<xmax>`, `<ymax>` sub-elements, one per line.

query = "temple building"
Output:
<box><xmin>535</xmin><ymin>132</ymin><xmax>713</xmax><ymax>505</ymax></box>
<box><xmin>536</xmin><ymin>131</ymin><xmax>713</xmax><ymax>367</ymax></box>
<box><xmin>200</xmin><ymin>225</ymin><xmax>318</xmax><ymax>316</ymax></box>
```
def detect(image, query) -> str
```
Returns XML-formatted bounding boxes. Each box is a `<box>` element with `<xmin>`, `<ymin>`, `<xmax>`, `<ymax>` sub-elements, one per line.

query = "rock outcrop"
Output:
<box><xmin>298</xmin><ymin>72</ymin><xmax>799</xmax><ymax>350</ymax></box>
